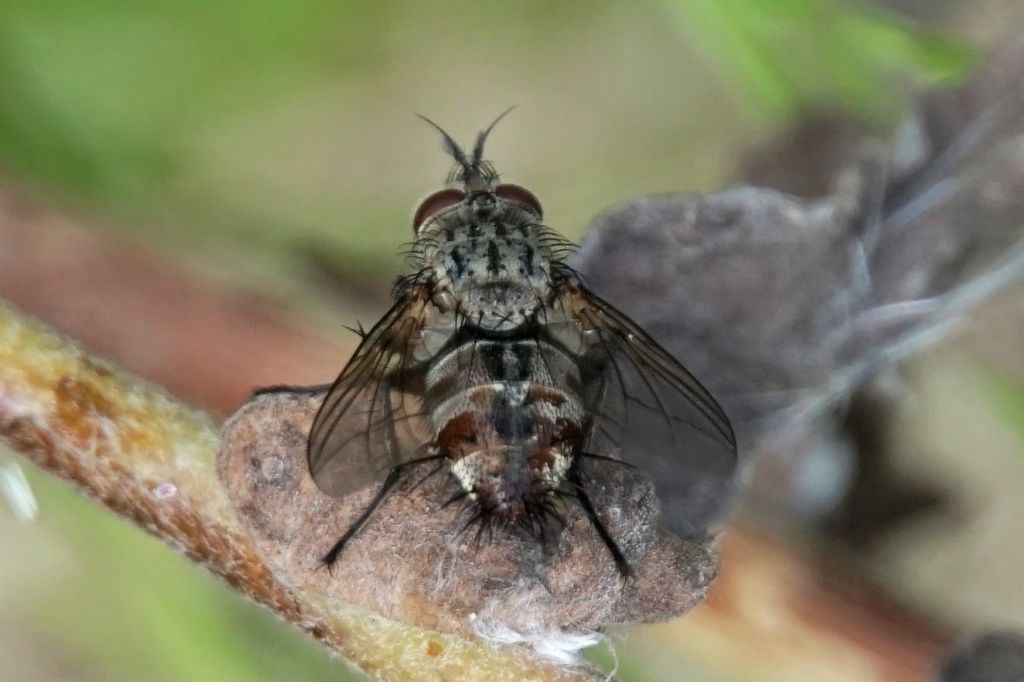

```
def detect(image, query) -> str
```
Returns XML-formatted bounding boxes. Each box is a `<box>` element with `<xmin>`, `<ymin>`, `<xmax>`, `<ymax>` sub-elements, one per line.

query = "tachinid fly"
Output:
<box><xmin>308</xmin><ymin>112</ymin><xmax>737</xmax><ymax>574</ymax></box>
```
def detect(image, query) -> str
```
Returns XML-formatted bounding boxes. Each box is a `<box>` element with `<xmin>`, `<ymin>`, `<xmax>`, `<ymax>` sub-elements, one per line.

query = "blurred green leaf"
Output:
<box><xmin>662</xmin><ymin>0</ymin><xmax>977</xmax><ymax>120</ymax></box>
<box><xmin>11</xmin><ymin>470</ymin><xmax>354</xmax><ymax>682</ymax></box>
<box><xmin>0</xmin><ymin>0</ymin><xmax>983</xmax><ymax>278</ymax></box>
<box><xmin>983</xmin><ymin>372</ymin><xmax>1024</xmax><ymax>443</ymax></box>
<box><xmin>0</xmin><ymin>37</ymin><xmax>172</xmax><ymax>203</ymax></box>
<box><xmin>0</xmin><ymin>0</ymin><xmax>382</xmax><ymax>208</ymax></box>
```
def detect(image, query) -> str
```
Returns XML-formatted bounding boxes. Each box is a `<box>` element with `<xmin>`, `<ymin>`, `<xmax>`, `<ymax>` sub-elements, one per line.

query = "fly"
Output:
<box><xmin>308</xmin><ymin>111</ymin><xmax>737</xmax><ymax>575</ymax></box>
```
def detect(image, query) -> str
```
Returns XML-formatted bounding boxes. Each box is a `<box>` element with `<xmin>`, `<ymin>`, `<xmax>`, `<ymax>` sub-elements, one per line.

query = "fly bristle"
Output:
<box><xmin>450</xmin><ymin>487</ymin><xmax>567</xmax><ymax>556</ymax></box>
<box><xmin>343</xmin><ymin>322</ymin><xmax>367</xmax><ymax>339</ymax></box>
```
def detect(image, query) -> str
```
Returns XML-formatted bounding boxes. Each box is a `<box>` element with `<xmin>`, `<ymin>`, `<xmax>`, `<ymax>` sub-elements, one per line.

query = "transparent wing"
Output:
<box><xmin>308</xmin><ymin>292</ymin><xmax>437</xmax><ymax>498</ymax></box>
<box><xmin>558</xmin><ymin>284</ymin><xmax>739</xmax><ymax>535</ymax></box>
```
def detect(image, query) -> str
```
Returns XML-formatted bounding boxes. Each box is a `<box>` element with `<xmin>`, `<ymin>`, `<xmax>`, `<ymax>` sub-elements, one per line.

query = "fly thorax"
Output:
<box><xmin>421</xmin><ymin>209</ymin><xmax>551</xmax><ymax>333</ymax></box>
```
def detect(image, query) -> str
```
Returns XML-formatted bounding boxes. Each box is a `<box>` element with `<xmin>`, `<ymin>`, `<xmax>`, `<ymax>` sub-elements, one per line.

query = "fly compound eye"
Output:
<box><xmin>413</xmin><ymin>188</ymin><xmax>465</xmax><ymax>233</ymax></box>
<box><xmin>495</xmin><ymin>183</ymin><xmax>543</xmax><ymax>218</ymax></box>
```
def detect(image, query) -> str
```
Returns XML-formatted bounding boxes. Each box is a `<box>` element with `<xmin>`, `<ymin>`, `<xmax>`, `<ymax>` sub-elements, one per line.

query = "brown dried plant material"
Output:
<box><xmin>0</xmin><ymin>303</ymin><xmax>610</xmax><ymax>682</ymax></box>
<box><xmin>939</xmin><ymin>630</ymin><xmax>1024</xmax><ymax>682</ymax></box>
<box><xmin>218</xmin><ymin>388</ymin><xmax>719</xmax><ymax>642</ymax></box>
<box><xmin>575</xmin><ymin>34</ymin><xmax>1024</xmax><ymax>529</ymax></box>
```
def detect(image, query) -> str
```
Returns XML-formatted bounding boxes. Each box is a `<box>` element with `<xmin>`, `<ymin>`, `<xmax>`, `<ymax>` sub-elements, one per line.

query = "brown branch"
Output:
<box><xmin>0</xmin><ymin>189</ymin><xmax>349</xmax><ymax>415</ymax></box>
<box><xmin>0</xmin><ymin>302</ymin><xmax>605</xmax><ymax>681</ymax></box>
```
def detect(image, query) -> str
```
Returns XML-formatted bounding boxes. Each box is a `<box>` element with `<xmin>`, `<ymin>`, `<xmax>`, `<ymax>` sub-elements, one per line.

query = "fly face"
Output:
<box><xmin>307</xmin><ymin>113</ymin><xmax>738</xmax><ymax>575</ymax></box>
<box><xmin>411</xmin><ymin>123</ymin><xmax>555</xmax><ymax>334</ymax></box>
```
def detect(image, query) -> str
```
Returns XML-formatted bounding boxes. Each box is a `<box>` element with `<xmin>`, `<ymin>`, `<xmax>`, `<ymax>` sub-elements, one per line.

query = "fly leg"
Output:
<box><xmin>322</xmin><ymin>452</ymin><xmax>443</xmax><ymax>567</ymax></box>
<box><xmin>567</xmin><ymin>463</ymin><xmax>632</xmax><ymax>577</ymax></box>
<box><xmin>323</xmin><ymin>366</ymin><xmax>434</xmax><ymax>567</ymax></box>
<box><xmin>252</xmin><ymin>383</ymin><xmax>334</xmax><ymax>398</ymax></box>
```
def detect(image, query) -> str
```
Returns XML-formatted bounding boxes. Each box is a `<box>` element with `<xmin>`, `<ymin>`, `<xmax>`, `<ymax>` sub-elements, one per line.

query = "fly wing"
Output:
<box><xmin>558</xmin><ymin>283</ymin><xmax>739</xmax><ymax>536</ymax></box>
<box><xmin>308</xmin><ymin>289</ymin><xmax>439</xmax><ymax>498</ymax></box>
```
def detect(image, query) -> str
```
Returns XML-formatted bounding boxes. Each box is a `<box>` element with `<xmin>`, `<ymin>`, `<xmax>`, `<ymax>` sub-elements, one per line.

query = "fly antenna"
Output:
<box><xmin>418</xmin><ymin>108</ymin><xmax>515</xmax><ymax>189</ymax></box>
<box><xmin>472</xmin><ymin>105</ymin><xmax>516</xmax><ymax>167</ymax></box>
<box><xmin>416</xmin><ymin>113</ymin><xmax>471</xmax><ymax>169</ymax></box>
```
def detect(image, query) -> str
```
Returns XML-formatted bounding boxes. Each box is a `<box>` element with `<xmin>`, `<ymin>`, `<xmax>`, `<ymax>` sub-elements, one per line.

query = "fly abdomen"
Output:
<box><xmin>425</xmin><ymin>338</ymin><xmax>584</xmax><ymax>517</ymax></box>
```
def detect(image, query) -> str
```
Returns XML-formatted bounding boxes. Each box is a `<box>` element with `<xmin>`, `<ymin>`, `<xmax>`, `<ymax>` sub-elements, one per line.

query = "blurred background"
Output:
<box><xmin>0</xmin><ymin>1</ymin><xmax>1022</xmax><ymax>681</ymax></box>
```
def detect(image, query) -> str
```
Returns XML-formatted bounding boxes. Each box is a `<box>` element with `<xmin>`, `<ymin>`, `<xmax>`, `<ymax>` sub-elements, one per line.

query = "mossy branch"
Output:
<box><xmin>0</xmin><ymin>302</ymin><xmax>602</xmax><ymax>682</ymax></box>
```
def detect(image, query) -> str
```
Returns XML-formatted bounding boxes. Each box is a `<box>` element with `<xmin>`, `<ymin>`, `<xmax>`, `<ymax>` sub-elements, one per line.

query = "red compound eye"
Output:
<box><xmin>413</xmin><ymin>188</ymin><xmax>465</xmax><ymax>232</ymax></box>
<box><xmin>495</xmin><ymin>183</ymin><xmax>543</xmax><ymax>217</ymax></box>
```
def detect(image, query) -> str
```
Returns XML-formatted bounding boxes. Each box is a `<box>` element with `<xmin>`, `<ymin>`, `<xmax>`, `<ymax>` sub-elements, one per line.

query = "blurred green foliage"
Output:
<box><xmin>0</xmin><ymin>0</ymin><xmax>975</xmax><ymax>279</ymax></box>
<box><xmin>5</xmin><ymin>467</ymin><xmax>351</xmax><ymax>682</ymax></box>
<box><xmin>985</xmin><ymin>372</ymin><xmax>1024</xmax><ymax>443</ymax></box>
<box><xmin>0</xmin><ymin>0</ymin><xmax>380</xmax><ymax>201</ymax></box>
<box><xmin>667</xmin><ymin>0</ymin><xmax>974</xmax><ymax>119</ymax></box>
